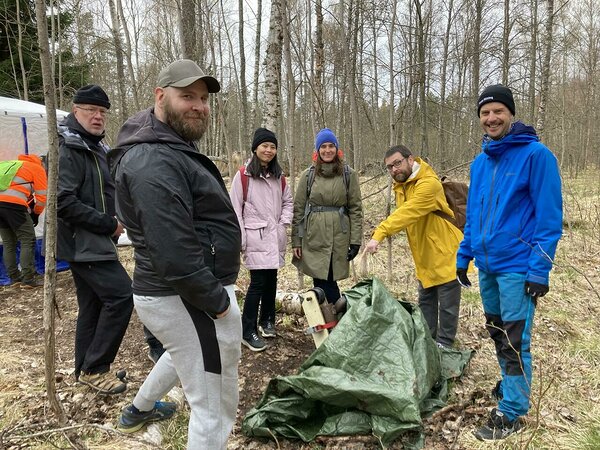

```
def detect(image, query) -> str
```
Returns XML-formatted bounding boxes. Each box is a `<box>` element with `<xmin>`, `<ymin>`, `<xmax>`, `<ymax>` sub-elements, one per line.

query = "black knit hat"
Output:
<box><xmin>477</xmin><ymin>84</ymin><xmax>515</xmax><ymax>116</ymax></box>
<box><xmin>73</xmin><ymin>84</ymin><xmax>111</xmax><ymax>109</ymax></box>
<box><xmin>251</xmin><ymin>128</ymin><xmax>277</xmax><ymax>152</ymax></box>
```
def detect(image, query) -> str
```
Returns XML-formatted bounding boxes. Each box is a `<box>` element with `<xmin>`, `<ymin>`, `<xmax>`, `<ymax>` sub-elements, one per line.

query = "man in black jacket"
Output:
<box><xmin>57</xmin><ymin>85</ymin><xmax>133</xmax><ymax>395</ymax></box>
<box><xmin>111</xmin><ymin>60</ymin><xmax>242</xmax><ymax>446</ymax></box>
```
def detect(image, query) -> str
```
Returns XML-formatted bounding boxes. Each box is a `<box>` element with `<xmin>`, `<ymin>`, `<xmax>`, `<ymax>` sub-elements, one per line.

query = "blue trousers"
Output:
<box><xmin>479</xmin><ymin>271</ymin><xmax>536</xmax><ymax>421</ymax></box>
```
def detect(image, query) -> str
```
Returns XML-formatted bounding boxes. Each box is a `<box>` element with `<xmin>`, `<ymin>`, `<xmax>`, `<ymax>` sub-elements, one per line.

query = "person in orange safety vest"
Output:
<box><xmin>0</xmin><ymin>154</ymin><xmax>47</xmax><ymax>287</ymax></box>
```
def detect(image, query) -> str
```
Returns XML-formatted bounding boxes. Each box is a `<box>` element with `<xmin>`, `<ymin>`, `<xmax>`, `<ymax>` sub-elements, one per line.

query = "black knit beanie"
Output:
<box><xmin>251</xmin><ymin>128</ymin><xmax>277</xmax><ymax>152</ymax></box>
<box><xmin>73</xmin><ymin>84</ymin><xmax>111</xmax><ymax>109</ymax></box>
<box><xmin>477</xmin><ymin>84</ymin><xmax>515</xmax><ymax>117</ymax></box>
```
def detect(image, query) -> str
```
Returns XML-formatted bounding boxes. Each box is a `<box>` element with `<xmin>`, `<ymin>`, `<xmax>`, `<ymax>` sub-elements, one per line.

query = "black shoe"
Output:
<box><xmin>491</xmin><ymin>380</ymin><xmax>503</xmax><ymax>400</ymax></box>
<box><xmin>242</xmin><ymin>332</ymin><xmax>267</xmax><ymax>352</ymax></box>
<box><xmin>474</xmin><ymin>408</ymin><xmax>523</xmax><ymax>441</ymax></box>
<box><xmin>258</xmin><ymin>321</ymin><xmax>276</xmax><ymax>338</ymax></box>
<box><xmin>20</xmin><ymin>277</ymin><xmax>43</xmax><ymax>288</ymax></box>
<box><xmin>148</xmin><ymin>346</ymin><xmax>166</xmax><ymax>364</ymax></box>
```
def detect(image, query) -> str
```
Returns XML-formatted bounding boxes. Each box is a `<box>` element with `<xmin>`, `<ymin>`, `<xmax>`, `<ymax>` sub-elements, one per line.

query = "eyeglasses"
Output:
<box><xmin>76</xmin><ymin>106</ymin><xmax>110</xmax><ymax>117</ymax></box>
<box><xmin>385</xmin><ymin>158</ymin><xmax>405</xmax><ymax>171</ymax></box>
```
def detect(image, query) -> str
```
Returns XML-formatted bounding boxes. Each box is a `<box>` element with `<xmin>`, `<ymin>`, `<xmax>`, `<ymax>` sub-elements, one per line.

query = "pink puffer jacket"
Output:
<box><xmin>230</xmin><ymin>169</ymin><xmax>293</xmax><ymax>269</ymax></box>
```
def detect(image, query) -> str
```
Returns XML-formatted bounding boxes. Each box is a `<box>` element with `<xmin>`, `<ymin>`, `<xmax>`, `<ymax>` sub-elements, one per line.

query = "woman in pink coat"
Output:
<box><xmin>230</xmin><ymin>128</ymin><xmax>293</xmax><ymax>351</ymax></box>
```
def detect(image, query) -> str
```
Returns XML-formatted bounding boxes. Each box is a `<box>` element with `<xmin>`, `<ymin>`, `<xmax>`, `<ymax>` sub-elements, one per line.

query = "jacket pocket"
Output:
<box><xmin>244</xmin><ymin>221</ymin><xmax>268</xmax><ymax>253</ymax></box>
<box><xmin>73</xmin><ymin>228</ymin><xmax>117</xmax><ymax>261</ymax></box>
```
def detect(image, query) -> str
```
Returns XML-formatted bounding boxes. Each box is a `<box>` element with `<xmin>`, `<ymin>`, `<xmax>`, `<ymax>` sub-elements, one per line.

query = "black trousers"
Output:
<box><xmin>417</xmin><ymin>279</ymin><xmax>461</xmax><ymax>347</ymax></box>
<box><xmin>69</xmin><ymin>260</ymin><xmax>133</xmax><ymax>376</ymax></box>
<box><xmin>313</xmin><ymin>259</ymin><xmax>341</xmax><ymax>304</ymax></box>
<box><xmin>242</xmin><ymin>269</ymin><xmax>278</xmax><ymax>339</ymax></box>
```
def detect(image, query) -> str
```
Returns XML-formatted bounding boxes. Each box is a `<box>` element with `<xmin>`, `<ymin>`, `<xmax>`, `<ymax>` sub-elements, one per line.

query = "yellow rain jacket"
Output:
<box><xmin>372</xmin><ymin>158</ymin><xmax>462</xmax><ymax>288</ymax></box>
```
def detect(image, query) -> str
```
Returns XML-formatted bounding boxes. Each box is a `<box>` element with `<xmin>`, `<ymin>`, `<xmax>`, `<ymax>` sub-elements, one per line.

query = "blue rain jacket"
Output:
<box><xmin>457</xmin><ymin>122</ymin><xmax>563</xmax><ymax>285</ymax></box>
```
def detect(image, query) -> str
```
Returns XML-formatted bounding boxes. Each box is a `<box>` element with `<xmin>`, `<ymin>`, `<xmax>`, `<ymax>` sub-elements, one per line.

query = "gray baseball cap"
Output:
<box><xmin>157</xmin><ymin>59</ymin><xmax>221</xmax><ymax>93</ymax></box>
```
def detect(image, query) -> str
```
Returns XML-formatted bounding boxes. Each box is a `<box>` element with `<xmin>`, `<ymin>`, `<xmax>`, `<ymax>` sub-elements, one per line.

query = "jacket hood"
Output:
<box><xmin>483</xmin><ymin>121</ymin><xmax>539</xmax><ymax>158</ymax></box>
<box><xmin>115</xmin><ymin>107</ymin><xmax>191</xmax><ymax>149</ymax></box>
<box><xmin>18</xmin><ymin>154</ymin><xmax>43</xmax><ymax>165</ymax></box>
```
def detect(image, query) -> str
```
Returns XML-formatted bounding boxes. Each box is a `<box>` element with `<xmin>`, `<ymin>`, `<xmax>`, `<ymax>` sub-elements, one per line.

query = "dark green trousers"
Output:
<box><xmin>0</xmin><ymin>212</ymin><xmax>36</xmax><ymax>281</ymax></box>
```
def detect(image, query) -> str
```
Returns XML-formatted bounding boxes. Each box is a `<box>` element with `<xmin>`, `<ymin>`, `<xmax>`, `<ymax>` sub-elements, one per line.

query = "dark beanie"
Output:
<box><xmin>251</xmin><ymin>128</ymin><xmax>277</xmax><ymax>152</ymax></box>
<box><xmin>73</xmin><ymin>84</ymin><xmax>111</xmax><ymax>109</ymax></box>
<box><xmin>477</xmin><ymin>84</ymin><xmax>515</xmax><ymax>116</ymax></box>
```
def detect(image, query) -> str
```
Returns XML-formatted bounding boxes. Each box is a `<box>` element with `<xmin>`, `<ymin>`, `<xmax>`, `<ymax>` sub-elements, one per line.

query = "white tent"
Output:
<box><xmin>0</xmin><ymin>96</ymin><xmax>69</xmax><ymax>160</ymax></box>
<box><xmin>0</xmin><ymin>96</ymin><xmax>69</xmax><ymax>241</ymax></box>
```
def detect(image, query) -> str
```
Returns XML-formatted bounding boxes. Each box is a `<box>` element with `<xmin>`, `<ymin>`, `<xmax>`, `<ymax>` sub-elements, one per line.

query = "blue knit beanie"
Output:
<box><xmin>314</xmin><ymin>128</ymin><xmax>339</xmax><ymax>152</ymax></box>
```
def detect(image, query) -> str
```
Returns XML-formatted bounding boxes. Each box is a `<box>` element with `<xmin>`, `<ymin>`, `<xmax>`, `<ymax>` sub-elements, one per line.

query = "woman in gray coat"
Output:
<box><xmin>291</xmin><ymin>128</ymin><xmax>363</xmax><ymax>304</ymax></box>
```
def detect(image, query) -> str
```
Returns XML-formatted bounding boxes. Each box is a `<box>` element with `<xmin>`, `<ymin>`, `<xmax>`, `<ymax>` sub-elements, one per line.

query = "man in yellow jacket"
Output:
<box><xmin>365</xmin><ymin>145</ymin><xmax>462</xmax><ymax>348</ymax></box>
<box><xmin>0</xmin><ymin>154</ymin><xmax>47</xmax><ymax>287</ymax></box>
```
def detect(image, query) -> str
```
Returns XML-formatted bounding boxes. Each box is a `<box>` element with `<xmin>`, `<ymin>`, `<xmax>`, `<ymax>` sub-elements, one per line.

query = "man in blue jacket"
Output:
<box><xmin>456</xmin><ymin>85</ymin><xmax>562</xmax><ymax>441</ymax></box>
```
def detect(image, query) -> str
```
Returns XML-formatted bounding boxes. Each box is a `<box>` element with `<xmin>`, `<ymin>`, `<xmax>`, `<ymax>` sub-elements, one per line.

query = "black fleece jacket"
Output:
<box><xmin>110</xmin><ymin>108</ymin><xmax>241</xmax><ymax>316</ymax></box>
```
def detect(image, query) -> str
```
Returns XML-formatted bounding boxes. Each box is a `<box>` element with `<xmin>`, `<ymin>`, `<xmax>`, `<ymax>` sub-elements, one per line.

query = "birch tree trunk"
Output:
<box><xmin>263</xmin><ymin>0</ymin><xmax>284</xmax><ymax>131</ymax></box>
<box><xmin>108</xmin><ymin>0</ymin><xmax>128</xmax><ymax>122</ymax></box>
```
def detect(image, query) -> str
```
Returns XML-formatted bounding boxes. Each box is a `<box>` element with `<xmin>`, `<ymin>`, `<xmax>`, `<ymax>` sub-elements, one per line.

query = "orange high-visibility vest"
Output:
<box><xmin>0</xmin><ymin>154</ymin><xmax>47</xmax><ymax>214</ymax></box>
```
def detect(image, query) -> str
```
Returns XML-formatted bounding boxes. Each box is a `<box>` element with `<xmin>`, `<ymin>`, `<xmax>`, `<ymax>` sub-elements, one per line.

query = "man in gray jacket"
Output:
<box><xmin>110</xmin><ymin>60</ymin><xmax>242</xmax><ymax>448</ymax></box>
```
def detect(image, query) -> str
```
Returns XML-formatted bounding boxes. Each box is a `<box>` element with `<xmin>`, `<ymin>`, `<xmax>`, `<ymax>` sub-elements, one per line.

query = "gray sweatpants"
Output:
<box><xmin>417</xmin><ymin>279</ymin><xmax>461</xmax><ymax>347</ymax></box>
<box><xmin>132</xmin><ymin>285</ymin><xmax>242</xmax><ymax>450</ymax></box>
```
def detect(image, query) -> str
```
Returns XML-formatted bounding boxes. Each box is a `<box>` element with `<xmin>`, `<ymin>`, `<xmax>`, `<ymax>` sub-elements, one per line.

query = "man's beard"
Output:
<box><xmin>392</xmin><ymin>171</ymin><xmax>409</xmax><ymax>183</ymax></box>
<box><xmin>163</xmin><ymin>99</ymin><xmax>207</xmax><ymax>142</ymax></box>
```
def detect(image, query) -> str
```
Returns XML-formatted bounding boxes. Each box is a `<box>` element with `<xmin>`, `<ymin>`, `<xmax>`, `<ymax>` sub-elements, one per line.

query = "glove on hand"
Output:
<box><xmin>525</xmin><ymin>281</ymin><xmax>549</xmax><ymax>298</ymax></box>
<box><xmin>456</xmin><ymin>268</ymin><xmax>472</xmax><ymax>288</ymax></box>
<box><xmin>347</xmin><ymin>244</ymin><xmax>361</xmax><ymax>261</ymax></box>
<box><xmin>30</xmin><ymin>213</ymin><xmax>39</xmax><ymax>227</ymax></box>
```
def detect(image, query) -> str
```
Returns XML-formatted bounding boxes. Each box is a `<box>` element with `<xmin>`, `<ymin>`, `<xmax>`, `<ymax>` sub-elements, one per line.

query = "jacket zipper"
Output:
<box><xmin>92</xmin><ymin>153</ymin><xmax>117</xmax><ymax>252</ymax></box>
<box><xmin>481</xmin><ymin>159</ymin><xmax>498</xmax><ymax>272</ymax></box>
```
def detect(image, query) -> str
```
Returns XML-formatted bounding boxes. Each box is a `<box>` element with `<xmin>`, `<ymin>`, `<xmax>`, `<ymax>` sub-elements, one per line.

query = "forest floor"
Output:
<box><xmin>0</xmin><ymin>171</ymin><xmax>599</xmax><ymax>450</ymax></box>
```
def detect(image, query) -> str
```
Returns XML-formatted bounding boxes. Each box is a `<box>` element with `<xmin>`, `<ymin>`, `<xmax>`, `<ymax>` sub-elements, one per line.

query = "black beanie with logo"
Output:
<box><xmin>477</xmin><ymin>84</ymin><xmax>515</xmax><ymax>117</ymax></box>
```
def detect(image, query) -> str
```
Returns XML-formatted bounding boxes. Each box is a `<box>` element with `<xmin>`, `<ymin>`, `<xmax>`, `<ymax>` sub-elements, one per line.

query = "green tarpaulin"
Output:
<box><xmin>242</xmin><ymin>277</ymin><xmax>473</xmax><ymax>448</ymax></box>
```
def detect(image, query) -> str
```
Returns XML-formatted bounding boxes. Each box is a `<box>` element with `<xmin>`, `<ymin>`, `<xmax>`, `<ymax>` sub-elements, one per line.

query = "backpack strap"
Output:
<box><xmin>299</xmin><ymin>164</ymin><xmax>351</xmax><ymax>238</ymax></box>
<box><xmin>239</xmin><ymin>166</ymin><xmax>249</xmax><ymax>202</ymax></box>
<box><xmin>241</xmin><ymin>165</ymin><xmax>286</xmax><ymax>204</ymax></box>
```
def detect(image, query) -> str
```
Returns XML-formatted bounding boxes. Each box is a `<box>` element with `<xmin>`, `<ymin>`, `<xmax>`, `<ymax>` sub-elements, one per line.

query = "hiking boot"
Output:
<box><xmin>20</xmin><ymin>277</ymin><xmax>43</xmax><ymax>288</ymax></box>
<box><xmin>117</xmin><ymin>401</ymin><xmax>177</xmax><ymax>433</ymax></box>
<box><xmin>79</xmin><ymin>370</ymin><xmax>127</xmax><ymax>395</ymax></box>
<box><xmin>8</xmin><ymin>272</ymin><xmax>22</xmax><ymax>285</ymax></box>
<box><xmin>258</xmin><ymin>321</ymin><xmax>276</xmax><ymax>338</ymax></box>
<box><xmin>148</xmin><ymin>345</ymin><xmax>166</xmax><ymax>364</ymax></box>
<box><xmin>491</xmin><ymin>379</ymin><xmax>503</xmax><ymax>400</ymax></box>
<box><xmin>242</xmin><ymin>332</ymin><xmax>267</xmax><ymax>352</ymax></box>
<box><xmin>474</xmin><ymin>408</ymin><xmax>523</xmax><ymax>441</ymax></box>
